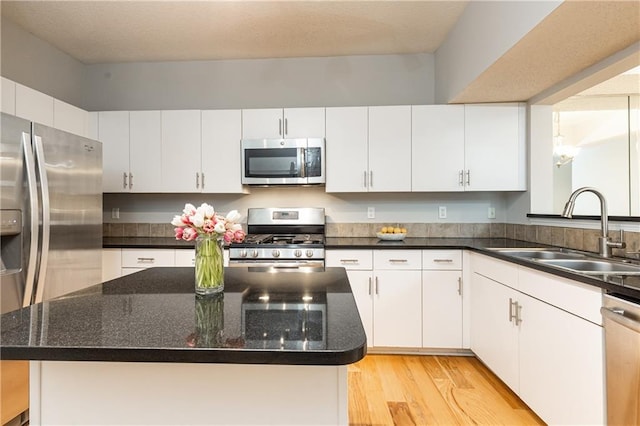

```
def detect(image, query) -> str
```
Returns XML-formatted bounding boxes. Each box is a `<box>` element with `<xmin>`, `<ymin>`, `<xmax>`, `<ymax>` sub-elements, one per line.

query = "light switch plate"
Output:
<box><xmin>367</xmin><ymin>207</ymin><xmax>375</xmax><ymax>219</ymax></box>
<box><xmin>488</xmin><ymin>207</ymin><xmax>496</xmax><ymax>219</ymax></box>
<box><xmin>111</xmin><ymin>208</ymin><xmax>120</xmax><ymax>219</ymax></box>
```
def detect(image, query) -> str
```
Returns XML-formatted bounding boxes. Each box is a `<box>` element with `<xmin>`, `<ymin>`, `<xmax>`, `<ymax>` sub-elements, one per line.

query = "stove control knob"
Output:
<box><xmin>239</xmin><ymin>250</ymin><xmax>248</xmax><ymax>258</ymax></box>
<box><xmin>251</xmin><ymin>250</ymin><xmax>259</xmax><ymax>258</ymax></box>
<box><xmin>306</xmin><ymin>250</ymin><xmax>314</xmax><ymax>258</ymax></box>
<box><xmin>294</xmin><ymin>250</ymin><xmax>302</xmax><ymax>258</ymax></box>
<box><xmin>272</xmin><ymin>250</ymin><xmax>281</xmax><ymax>258</ymax></box>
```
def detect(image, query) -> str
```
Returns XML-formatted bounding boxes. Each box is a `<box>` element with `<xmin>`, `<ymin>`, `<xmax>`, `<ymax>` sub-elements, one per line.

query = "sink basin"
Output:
<box><xmin>535</xmin><ymin>259</ymin><xmax>640</xmax><ymax>275</ymax></box>
<box><xmin>488</xmin><ymin>248</ymin><xmax>587</xmax><ymax>260</ymax></box>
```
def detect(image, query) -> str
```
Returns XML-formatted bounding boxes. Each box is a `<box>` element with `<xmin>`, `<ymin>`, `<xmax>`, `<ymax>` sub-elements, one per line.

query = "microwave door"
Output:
<box><xmin>242</xmin><ymin>138</ymin><xmax>308</xmax><ymax>185</ymax></box>
<box><xmin>305</xmin><ymin>138</ymin><xmax>325</xmax><ymax>184</ymax></box>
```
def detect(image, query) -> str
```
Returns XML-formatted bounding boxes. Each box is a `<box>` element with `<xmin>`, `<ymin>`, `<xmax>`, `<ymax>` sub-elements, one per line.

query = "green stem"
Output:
<box><xmin>195</xmin><ymin>236</ymin><xmax>224</xmax><ymax>291</ymax></box>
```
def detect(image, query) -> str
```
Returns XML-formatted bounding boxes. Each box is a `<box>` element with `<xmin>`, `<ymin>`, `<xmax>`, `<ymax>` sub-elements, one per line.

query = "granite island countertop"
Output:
<box><xmin>0</xmin><ymin>267</ymin><xmax>366</xmax><ymax>365</ymax></box>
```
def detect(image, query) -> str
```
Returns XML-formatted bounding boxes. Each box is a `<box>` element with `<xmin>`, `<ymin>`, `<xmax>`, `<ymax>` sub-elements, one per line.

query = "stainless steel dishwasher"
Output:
<box><xmin>601</xmin><ymin>293</ymin><xmax>640</xmax><ymax>425</ymax></box>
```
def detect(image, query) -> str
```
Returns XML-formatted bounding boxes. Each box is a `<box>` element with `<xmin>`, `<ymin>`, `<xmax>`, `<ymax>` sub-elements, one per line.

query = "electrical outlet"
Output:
<box><xmin>111</xmin><ymin>208</ymin><xmax>120</xmax><ymax>219</ymax></box>
<box><xmin>367</xmin><ymin>207</ymin><xmax>375</xmax><ymax>219</ymax></box>
<box><xmin>488</xmin><ymin>207</ymin><xmax>496</xmax><ymax>219</ymax></box>
<box><xmin>438</xmin><ymin>206</ymin><xmax>447</xmax><ymax>219</ymax></box>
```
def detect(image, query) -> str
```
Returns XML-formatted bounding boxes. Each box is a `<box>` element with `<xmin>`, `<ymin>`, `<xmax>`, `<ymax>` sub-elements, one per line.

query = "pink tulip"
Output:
<box><xmin>233</xmin><ymin>230</ymin><xmax>246</xmax><ymax>243</ymax></box>
<box><xmin>182</xmin><ymin>228</ymin><xmax>198</xmax><ymax>241</ymax></box>
<box><xmin>223</xmin><ymin>229</ymin><xmax>234</xmax><ymax>243</ymax></box>
<box><xmin>203</xmin><ymin>219</ymin><xmax>215</xmax><ymax>233</ymax></box>
<box><xmin>174</xmin><ymin>227</ymin><xmax>184</xmax><ymax>240</ymax></box>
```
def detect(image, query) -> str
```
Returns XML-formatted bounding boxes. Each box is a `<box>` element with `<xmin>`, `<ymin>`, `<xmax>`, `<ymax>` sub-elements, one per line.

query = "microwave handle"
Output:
<box><xmin>300</xmin><ymin>148</ymin><xmax>307</xmax><ymax>178</ymax></box>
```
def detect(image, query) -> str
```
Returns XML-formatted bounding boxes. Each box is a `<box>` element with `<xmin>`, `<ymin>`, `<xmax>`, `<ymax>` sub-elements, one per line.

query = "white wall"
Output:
<box><xmin>83</xmin><ymin>54</ymin><xmax>435</xmax><ymax>111</ymax></box>
<box><xmin>434</xmin><ymin>1</ymin><xmax>561</xmax><ymax>104</ymax></box>
<box><xmin>103</xmin><ymin>188</ymin><xmax>509</xmax><ymax>224</ymax></box>
<box><xmin>0</xmin><ymin>17</ymin><xmax>86</xmax><ymax>108</ymax></box>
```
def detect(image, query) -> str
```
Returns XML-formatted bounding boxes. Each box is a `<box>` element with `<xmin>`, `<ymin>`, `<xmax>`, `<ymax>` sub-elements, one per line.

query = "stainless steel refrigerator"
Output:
<box><xmin>1</xmin><ymin>112</ymin><xmax>102</xmax><ymax>315</ymax></box>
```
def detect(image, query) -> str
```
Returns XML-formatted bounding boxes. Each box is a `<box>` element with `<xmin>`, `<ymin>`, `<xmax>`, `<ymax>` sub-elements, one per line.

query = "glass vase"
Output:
<box><xmin>195</xmin><ymin>235</ymin><xmax>224</xmax><ymax>295</ymax></box>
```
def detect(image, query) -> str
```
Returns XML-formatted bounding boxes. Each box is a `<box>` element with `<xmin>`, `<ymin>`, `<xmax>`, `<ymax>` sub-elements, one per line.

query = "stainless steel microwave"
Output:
<box><xmin>241</xmin><ymin>138</ymin><xmax>325</xmax><ymax>185</ymax></box>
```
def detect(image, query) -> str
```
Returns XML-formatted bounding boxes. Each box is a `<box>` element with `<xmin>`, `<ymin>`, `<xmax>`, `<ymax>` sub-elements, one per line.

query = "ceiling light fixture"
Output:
<box><xmin>553</xmin><ymin>111</ymin><xmax>580</xmax><ymax>167</ymax></box>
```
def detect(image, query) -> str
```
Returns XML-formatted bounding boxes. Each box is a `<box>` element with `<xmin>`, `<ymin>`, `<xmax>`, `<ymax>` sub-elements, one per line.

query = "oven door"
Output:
<box><xmin>241</xmin><ymin>138</ymin><xmax>308</xmax><ymax>185</ymax></box>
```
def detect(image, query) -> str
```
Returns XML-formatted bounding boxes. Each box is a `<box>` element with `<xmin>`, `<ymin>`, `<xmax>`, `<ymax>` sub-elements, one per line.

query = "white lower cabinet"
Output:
<box><xmin>175</xmin><ymin>248</ymin><xmax>229</xmax><ymax>267</ymax></box>
<box><xmin>422</xmin><ymin>250</ymin><xmax>463</xmax><ymax>349</ymax></box>
<box><xmin>326</xmin><ymin>250</ymin><xmax>374</xmax><ymax>346</ymax></box>
<box><xmin>470</xmin><ymin>253</ymin><xmax>604</xmax><ymax>425</ymax></box>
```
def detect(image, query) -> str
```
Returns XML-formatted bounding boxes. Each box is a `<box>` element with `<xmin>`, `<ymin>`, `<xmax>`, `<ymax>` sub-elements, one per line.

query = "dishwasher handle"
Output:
<box><xmin>601</xmin><ymin>306</ymin><xmax>640</xmax><ymax>333</ymax></box>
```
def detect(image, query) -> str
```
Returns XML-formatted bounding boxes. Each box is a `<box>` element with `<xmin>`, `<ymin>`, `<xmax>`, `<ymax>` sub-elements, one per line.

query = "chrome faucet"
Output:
<box><xmin>561</xmin><ymin>187</ymin><xmax>625</xmax><ymax>257</ymax></box>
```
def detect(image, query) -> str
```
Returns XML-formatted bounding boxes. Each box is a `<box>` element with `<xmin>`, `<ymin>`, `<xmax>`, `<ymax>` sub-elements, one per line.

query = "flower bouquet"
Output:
<box><xmin>171</xmin><ymin>203</ymin><xmax>245</xmax><ymax>295</ymax></box>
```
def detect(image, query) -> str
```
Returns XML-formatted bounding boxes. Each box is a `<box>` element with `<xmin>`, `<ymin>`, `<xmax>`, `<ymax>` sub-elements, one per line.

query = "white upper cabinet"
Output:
<box><xmin>242</xmin><ymin>107</ymin><xmax>325</xmax><ymax>139</ymax></box>
<box><xmin>325</xmin><ymin>107</ymin><xmax>369</xmax><ymax>192</ymax></box>
<box><xmin>161</xmin><ymin>110</ymin><xmax>202</xmax><ymax>192</ymax></box>
<box><xmin>412</xmin><ymin>105</ymin><xmax>465</xmax><ymax>191</ymax></box>
<box><xmin>201</xmin><ymin>109</ymin><xmax>244</xmax><ymax>193</ymax></box>
<box><xmin>15</xmin><ymin>83</ymin><xmax>54</xmax><ymax>127</ymax></box>
<box><xmin>464</xmin><ymin>103</ymin><xmax>526</xmax><ymax>191</ymax></box>
<box><xmin>1</xmin><ymin>77</ymin><xmax>16</xmax><ymax>115</ymax></box>
<box><xmin>368</xmin><ymin>105</ymin><xmax>412</xmax><ymax>192</ymax></box>
<box><xmin>98</xmin><ymin>111</ymin><xmax>130</xmax><ymax>192</ymax></box>
<box><xmin>129</xmin><ymin>111</ymin><xmax>162</xmax><ymax>192</ymax></box>
<box><xmin>53</xmin><ymin>99</ymin><xmax>89</xmax><ymax>138</ymax></box>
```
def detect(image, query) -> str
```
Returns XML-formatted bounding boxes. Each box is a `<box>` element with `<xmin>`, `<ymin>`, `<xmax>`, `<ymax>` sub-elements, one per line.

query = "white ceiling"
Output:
<box><xmin>1</xmin><ymin>1</ymin><xmax>638</xmax><ymax>103</ymax></box>
<box><xmin>0</xmin><ymin>1</ymin><xmax>468</xmax><ymax>64</ymax></box>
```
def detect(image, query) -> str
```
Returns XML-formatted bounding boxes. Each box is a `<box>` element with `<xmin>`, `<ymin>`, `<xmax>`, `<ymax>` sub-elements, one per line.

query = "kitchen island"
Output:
<box><xmin>0</xmin><ymin>267</ymin><xmax>366</xmax><ymax>425</ymax></box>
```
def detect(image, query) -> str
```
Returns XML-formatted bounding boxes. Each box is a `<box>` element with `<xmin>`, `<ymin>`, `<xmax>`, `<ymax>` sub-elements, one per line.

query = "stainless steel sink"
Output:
<box><xmin>535</xmin><ymin>259</ymin><xmax>640</xmax><ymax>275</ymax></box>
<box><xmin>488</xmin><ymin>248</ymin><xmax>587</xmax><ymax>260</ymax></box>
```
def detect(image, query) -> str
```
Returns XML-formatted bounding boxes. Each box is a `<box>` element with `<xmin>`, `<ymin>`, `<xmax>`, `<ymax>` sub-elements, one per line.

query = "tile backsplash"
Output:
<box><xmin>104</xmin><ymin>222</ymin><xmax>640</xmax><ymax>260</ymax></box>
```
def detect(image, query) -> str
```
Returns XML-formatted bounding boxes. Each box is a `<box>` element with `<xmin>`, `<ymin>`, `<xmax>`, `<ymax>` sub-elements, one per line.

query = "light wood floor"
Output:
<box><xmin>348</xmin><ymin>355</ymin><xmax>545</xmax><ymax>426</ymax></box>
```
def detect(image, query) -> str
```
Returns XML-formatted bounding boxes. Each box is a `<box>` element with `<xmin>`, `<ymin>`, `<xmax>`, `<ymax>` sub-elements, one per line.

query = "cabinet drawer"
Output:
<box><xmin>374</xmin><ymin>250</ymin><xmax>421</xmax><ymax>270</ymax></box>
<box><xmin>175</xmin><ymin>249</ymin><xmax>196</xmax><ymax>266</ymax></box>
<box><xmin>471</xmin><ymin>253</ymin><xmax>518</xmax><ymax>289</ymax></box>
<box><xmin>422</xmin><ymin>250</ymin><xmax>462</xmax><ymax>270</ymax></box>
<box><xmin>326</xmin><ymin>250</ymin><xmax>373</xmax><ymax>270</ymax></box>
<box><xmin>121</xmin><ymin>249</ymin><xmax>175</xmax><ymax>268</ymax></box>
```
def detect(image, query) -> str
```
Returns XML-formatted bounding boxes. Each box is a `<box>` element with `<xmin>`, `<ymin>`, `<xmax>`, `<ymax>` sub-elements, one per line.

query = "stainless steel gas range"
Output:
<box><xmin>228</xmin><ymin>207</ymin><xmax>325</xmax><ymax>269</ymax></box>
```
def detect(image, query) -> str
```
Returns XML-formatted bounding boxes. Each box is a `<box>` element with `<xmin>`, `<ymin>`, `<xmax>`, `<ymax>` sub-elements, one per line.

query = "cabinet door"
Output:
<box><xmin>15</xmin><ymin>83</ymin><xmax>54</xmax><ymax>126</ymax></box>
<box><xmin>411</xmin><ymin>105</ymin><xmax>465</xmax><ymax>191</ymax></box>
<box><xmin>373</xmin><ymin>270</ymin><xmax>422</xmax><ymax>347</ymax></box>
<box><xmin>201</xmin><ymin>110</ymin><xmax>243</xmax><ymax>193</ymax></box>
<box><xmin>423</xmin><ymin>271</ymin><xmax>462</xmax><ymax>348</ymax></box>
<box><xmin>161</xmin><ymin>110</ymin><xmax>201</xmax><ymax>192</ymax></box>
<box><xmin>283</xmin><ymin>107</ymin><xmax>325</xmax><ymax>138</ymax></box>
<box><xmin>242</xmin><ymin>108</ymin><xmax>283</xmax><ymax>139</ymax></box>
<box><xmin>175</xmin><ymin>249</ymin><xmax>196</xmax><ymax>266</ymax></box>
<box><xmin>1</xmin><ymin>77</ymin><xmax>16</xmax><ymax>115</ymax></box>
<box><xmin>368</xmin><ymin>106</ymin><xmax>412</xmax><ymax>192</ymax></box>
<box><xmin>98</xmin><ymin>111</ymin><xmax>130</xmax><ymax>192</ymax></box>
<box><xmin>129</xmin><ymin>111</ymin><xmax>162</xmax><ymax>192</ymax></box>
<box><xmin>518</xmin><ymin>293</ymin><xmax>604</xmax><ymax>425</ymax></box>
<box><xmin>470</xmin><ymin>273</ymin><xmax>519</xmax><ymax>392</ymax></box>
<box><xmin>325</xmin><ymin>107</ymin><xmax>369</xmax><ymax>192</ymax></box>
<box><xmin>53</xmin><ymin>99</ymin><xmax>89</xmax><ymax>137</ymax></box>
<box><xmin>102</xmin><ymin>249</ymin><xmax>122</xmax><ymax>282</ymax></box>
<box><xmin>464</xmin><ymin>104</ymin><xmax>526</xmax><ymax>191</ymax></box>
<box><xmin>345</xmin><ymin>270</ymin><xmax>374</xmax><ymax>347</ymax></box>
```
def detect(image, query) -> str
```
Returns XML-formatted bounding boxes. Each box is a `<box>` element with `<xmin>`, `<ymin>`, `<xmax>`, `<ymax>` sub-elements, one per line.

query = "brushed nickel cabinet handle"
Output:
<box><xmin>509</xmin><ymin>298</ymin><xmax>516</xmax><ymax>322</ymax></box>
<box><xmin>459</xmin><ymin>170</ymin><xmax>464</xmax><ymax>186</ymax></box>
<box><xmin>370</xmin><ymin>170</ymin><xmax>373</xmax><ymax>187</ymax></box>
<box><xmin>201</xmin><ymin>172</ymin><xmax>205</xmax><ymax>189</ymax></box>
<box><xmin>123</xmin><ymin>172</ymin><xmax>128</xmax><ymax>189</ymax></box>
<box><xmin>279</xmin><ymin>118</ymin><xmax>282</xmax><ymax>135</ymax></box>
<box><xmin>284</xmin><ymin>118</ymin><xmax>288</xmax><ymax>135</ymax></box>
<box><xmin>433</xmin><ymin>259</ymin><xmax>453</xmax><ymax>263</ymax></box>
<box><xmin>368</xmin><ymin>277</ymin><xmax>372</xmax><ymax>295</ymax></box>
<box><xmin>389</xmin><ymin>259</ymin><xmax>408</xmax><ymax>263</ymax></box>
<box><xmin>340</xmin><ymin>259</ymin><xmax>359</xmax><ymax>264</ymax></box>
<box><xmin>515</xmin><ymin>302</ymin><xmax>523</xmax><ymax>325</ymax></box>
<box><xmin>129</xmin><ymin>173</ymin><xmax>133</xmax><ymax>188</ymax></box>
<box><xmin>375</xmin><ymin>276</ymin><xmax>379</xmax><ymax>295</ymax></box>
<box><xmin>137</xmin><ymin>257</ymin><xmax>155</xmax><ymax>263</ymax></box>
<box><xmin>196</xmin><ymin>172</ymin><xmax>200</xmax><ymax>189</ymax></box>
<box><xmin>465</xmin><ymin>170</ymin><xmax>470</xmax><ymax>186</ymax></box>
<box><xmin>364</xmin><ymin>171</ymin><xmax>368</xmax><ymax>188</ymax></box>
<box><xmin>457</xmin><ymin>277</ymin><xmax>462</xmax><ymax>296</ymax></box>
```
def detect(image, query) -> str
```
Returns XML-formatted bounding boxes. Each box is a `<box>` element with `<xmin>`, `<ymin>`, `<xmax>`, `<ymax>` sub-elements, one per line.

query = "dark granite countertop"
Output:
<box><xmin>103</xmin><ymin>236</ymin><xmax>640</xmax><ymax>303</ymax></box>
<box><xmin>0</xmin><ymin>267</ymin><xmax>367</xmax><ymax>365</ymax></box>
<box><xmin>104</xmin><ymin>237</ymin><xmax>198</xmax><ymax>249</ymax></box>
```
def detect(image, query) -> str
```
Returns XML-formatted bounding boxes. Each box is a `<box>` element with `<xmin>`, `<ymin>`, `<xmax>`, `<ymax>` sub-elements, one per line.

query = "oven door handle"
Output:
<box><xmin>601</xmin><ymin>307</ymin><xmax>640</xmax><ymax>333</ymax></box>
<box><xmin>228</xmin><ymin>261</ymin><xmax>324</xmax><ymax>269</ymax></box>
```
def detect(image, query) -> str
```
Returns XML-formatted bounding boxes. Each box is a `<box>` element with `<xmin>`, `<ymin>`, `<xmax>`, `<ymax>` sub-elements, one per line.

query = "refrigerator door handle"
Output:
<box><xmin>21</xmin><ymin>131</ymin><xmax>40</xmax><ymax>307</ymax></box>
<box><xmin>33</xmin><ymin>134</ymin><xmax>51</xmax><ymax>304</ymax></box>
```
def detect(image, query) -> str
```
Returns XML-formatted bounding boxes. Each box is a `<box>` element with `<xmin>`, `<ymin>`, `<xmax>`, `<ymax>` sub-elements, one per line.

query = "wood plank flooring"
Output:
<box><xmin>348</xmin><ymin>355</ymin><xmax>545</xmax><ymax>426</ymax></box>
